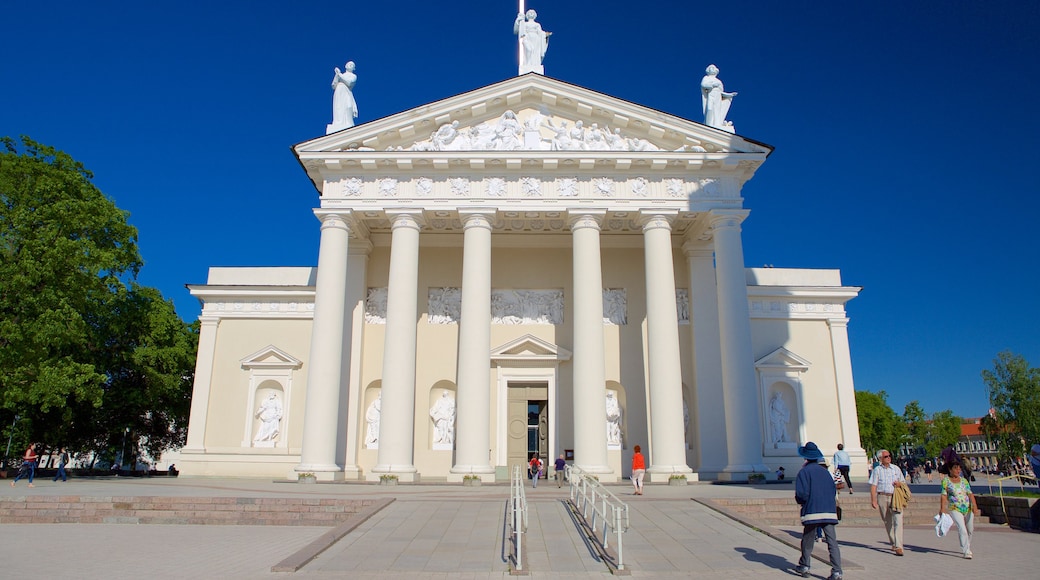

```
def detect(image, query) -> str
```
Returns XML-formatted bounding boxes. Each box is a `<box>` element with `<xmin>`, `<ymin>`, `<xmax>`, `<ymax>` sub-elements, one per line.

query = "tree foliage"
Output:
<box><xmin>981</xmin><ymin>351</ymin><xmax>1040</xmax><ymax>463</ymax></box>
<box><xmin>924</xmin><ymin>410</ymin><xmax>962</xmax><ymax>459</ymax></box>
<box><xmin>0</xmin><ymin>136</ymin><xmax>196</xmax><ymax>463</ymax></box>
<box><xmin>902</xmin><ymin>400</ymin><xmax>928</xmax><ymax>451</ymax></box>
<box><xmin>855</xmin><ymin>390</ymin><xmax>905</xmax><ymax>458</ymax></box>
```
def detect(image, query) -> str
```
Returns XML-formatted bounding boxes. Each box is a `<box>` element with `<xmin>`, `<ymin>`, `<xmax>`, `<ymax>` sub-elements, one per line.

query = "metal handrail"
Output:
<box><xmin>565</xmin><ymin>465</ymin><xmax>630</xmax><ymax>570</ymax></box>
<box><xmin>509</xmin><ymin>464</ymin><xmax>529</xmax><ymax>570</ymax></box>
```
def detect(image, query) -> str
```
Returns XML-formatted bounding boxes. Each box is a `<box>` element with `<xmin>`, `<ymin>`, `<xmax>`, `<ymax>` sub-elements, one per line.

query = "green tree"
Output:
<box><xmin>855</xmin><ymin>390</ymin><xmax>905</xmax><ymax>458</ymax></box>
<box><xmin>0</xmin><ymin>136</ymin><xmax>196</xmax><ymax>463</ymax></box>
<box><xmin>924</xmin><ymin>410</ymin><xmax>962</xmax><ymax>459</ymax></box>
<box><xmin>981</xmin><ymin>351</ymin><xmax>1040</xmax><ymax>464</ymax></box>
<box><xmin>902</xmin><ymin>400</ymin><xmax>928</xmax><ymax>454</ymax></box>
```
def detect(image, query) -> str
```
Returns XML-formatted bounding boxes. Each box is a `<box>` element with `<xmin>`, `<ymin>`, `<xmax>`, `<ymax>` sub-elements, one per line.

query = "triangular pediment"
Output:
<box><xmin>755</xmin><ymin>347</ymin><xmax>811</xmax><ymax>372</ymax></box>
<box><xmin>240</xmin><ymin>345</ymin><xmax>303</xmax><ymax>369</ymax></box>
<box><xmin>295</xmin><ymin>74</ymin><xmax>772</xmax><ymax>156</ymax></box>
<box><xmin>491</xmin><ymin>333</ymin><xmax>572</xmax><ymax>362</ymax></box>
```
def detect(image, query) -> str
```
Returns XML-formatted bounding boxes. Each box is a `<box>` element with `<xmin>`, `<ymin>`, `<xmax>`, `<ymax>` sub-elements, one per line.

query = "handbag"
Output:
<box><xmin>836</xmin><ymin>505</ymin><xmax>843</xmax><ymax>521</ymax></box>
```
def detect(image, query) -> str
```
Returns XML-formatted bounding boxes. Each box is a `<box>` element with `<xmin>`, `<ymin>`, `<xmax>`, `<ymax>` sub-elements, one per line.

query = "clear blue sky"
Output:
<box><xmin>3</xmin><ymin>2</ymin><xmax>1038</xmax><ymax>420</ymax></box>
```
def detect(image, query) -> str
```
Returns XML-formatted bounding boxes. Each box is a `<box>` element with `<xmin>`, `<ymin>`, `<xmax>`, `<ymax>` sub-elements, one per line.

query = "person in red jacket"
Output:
<box><xmin>631</xmin><ymin>445</ymin><xmax>646</xmax><ymax>495</ymax></box>
<box><xmin>11</xmin><ymin>443</ymin><xmax>39</xmax><ymax>488</ymax></box>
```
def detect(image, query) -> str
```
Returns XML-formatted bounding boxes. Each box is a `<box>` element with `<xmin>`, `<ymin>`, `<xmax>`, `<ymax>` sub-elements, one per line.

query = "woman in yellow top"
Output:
<box><xmin>631</xmin><ymin>445</ymin><xmax>646</xmax><ymax>495</ymax></box>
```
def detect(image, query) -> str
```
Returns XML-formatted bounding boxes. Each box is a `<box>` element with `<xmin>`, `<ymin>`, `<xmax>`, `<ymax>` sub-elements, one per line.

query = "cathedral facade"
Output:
<box><xmin>180</xmin><ymin>74</ymin><xmax>867</xmax><ymax>481</ymax></box>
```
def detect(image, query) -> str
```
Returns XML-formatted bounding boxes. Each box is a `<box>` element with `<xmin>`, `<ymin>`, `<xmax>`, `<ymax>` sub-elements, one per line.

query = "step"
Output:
<box><xmin>710</xmin><ymin>495</ymin><xmax>939</xmax><ymax>526</ymax></box>
<box><xmin>0</xmin><ymin>495</ymin><xmax>380</xmax><ymax>526</ymax></box>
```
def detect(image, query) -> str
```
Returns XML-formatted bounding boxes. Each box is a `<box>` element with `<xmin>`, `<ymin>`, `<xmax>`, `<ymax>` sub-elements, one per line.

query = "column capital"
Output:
<box><xmin>638</xmin><ymin>210</ymin><xmax>678</xmax><ymax>233</ymax></box>
<box><xmin>386</xmin><ymin>209</ymin><xmax>426</xmax><ymax>231</ymax></box>
<box><xmin>458</xmin><ymin>208</ymin><xmax>496</xmax><ymax>230</ymax></box>
<box><xmin>313</xmin><ymin>209</ymin><xmax>354</xmax><ymax>232</ymax></box>
<box><xmin>826</xmin><ymin>317</ymin><xmax>850</xmax><ymax>329</ymax></box>
<box><xmin>707</xmin><ymin>209</ymin><xmax>750</xmax><ymax>232</ymax></box>
<box><xmin>568</xmin><ymin>210</ymin><xmax>607</xmax><ymax>231</ymax></box>
<box><xmin>681</xmin><ymin>238</ymin><xmax>714</xmax><ymax>258</ymax></box>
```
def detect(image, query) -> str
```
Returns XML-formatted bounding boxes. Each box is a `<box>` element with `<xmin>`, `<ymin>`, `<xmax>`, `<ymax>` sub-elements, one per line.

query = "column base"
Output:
<box><xmin>448</xmin><ymin>465</ymin><xmax>496</xmax><ymax>483</ymax></box>
<box><xmin>368</xmin><ymin>464</ymin><xmax>419</xmax><ymax>483</ymax></box>
<box><xmin>295</xmin><ymin>463</ymin><xmax>346</xmax><ymax>482</ymax></box>
<box><xmin>575</xmin><ymin>464</ymin><xmax>617</xmax><ymax>483</ymax></box>
<box><xmin>647</xmin><ymin>464</ymin><xmax>694</xmax><ymax>483</ymax></box>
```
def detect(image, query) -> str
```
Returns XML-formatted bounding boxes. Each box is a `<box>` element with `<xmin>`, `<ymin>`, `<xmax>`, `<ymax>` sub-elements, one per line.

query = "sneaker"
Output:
<box><xmin>964</xmin><ymin>552</ymin><xmax>973</xmax><ymax>559</ymax></box>
<box><xmin>794</xmin><ymin>565</ymin><xmax>810</xmax><ymax>578</ymax></box>
<box><xmin>827</xmin><ymin>574</ymin><xmax>843</xmax><ymax>580</ymax></box>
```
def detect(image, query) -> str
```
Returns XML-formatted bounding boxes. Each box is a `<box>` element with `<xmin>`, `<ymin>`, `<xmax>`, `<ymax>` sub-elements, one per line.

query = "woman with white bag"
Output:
<box><xmin>938</xmin><ymin>461</ymin><xmax>980</xmax><ymax>559</ymax></box>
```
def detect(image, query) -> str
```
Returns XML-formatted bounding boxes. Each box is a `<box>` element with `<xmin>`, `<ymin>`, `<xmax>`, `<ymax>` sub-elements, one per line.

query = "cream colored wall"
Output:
<box><xmin>204</xmin><ymin>318</ymin><xmax>313</xmax><ymax>453</ymax></box>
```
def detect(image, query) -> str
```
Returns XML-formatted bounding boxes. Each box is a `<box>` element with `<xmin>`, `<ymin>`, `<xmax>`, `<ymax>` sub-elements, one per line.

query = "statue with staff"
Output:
<box><xmin>514</xmin><ymin>4</ymin><xmax>551</xmax><ymax>75</ymax></box>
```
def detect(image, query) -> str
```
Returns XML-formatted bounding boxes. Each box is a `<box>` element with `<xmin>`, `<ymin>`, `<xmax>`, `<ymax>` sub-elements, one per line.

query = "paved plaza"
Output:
<box><xmin>1</xmin><ymin>476</ymin><xmax>1037</xmax><ymax>578</ymax></box>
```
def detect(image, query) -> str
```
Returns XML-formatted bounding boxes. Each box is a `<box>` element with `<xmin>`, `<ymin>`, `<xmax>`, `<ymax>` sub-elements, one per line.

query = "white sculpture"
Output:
<box><xmin>365</xmin><ymin>394</ymin><xmax>381</xmax><ymax>449</ymax></box>
<box><xmin>428</xmin><ymin>287</ymin><xmax>462</xmax><ymax>324</ymax></box>
<box><xmin>606</xmin><ymin>391</ymin><xmax>623</xmax><ymax>447</ymax></box>
<box><xmin>700</xmin><ymin>64</ymin><xmax>737</xmax><ymax>133</ymax></box>
<box><xmin>683</xmin><ymin>398</ymin><xmax>690</xmax><ymax>444</ymax></box>
<box><xmin>253</xmin><ymin>393</ymin><xmax>283</xmax><ymax>445</ymax></box>
<box><xmin>769</xmin><ymin>391</ymin><xmax>790</xmax><ymax>445</ymax></box>
<box><xmin>603</xmin><ymin>289</ymin><xmax>627</xmax><ymax>325</ymax></box>
<box><xmin>514</xmin><ymin>9</ymin><xmax>551</xmax><ymax>75</ymax></box>
<box><xmin>492</xmin><ymin>111</ymin><xmax>523</xmax><ymax>150</ymax></box>
<box><xmin>429</xmin><ymin>391</ymin><xmax>456</xmax><ymax>447</ymax></box>
<box><xmin>326</xmin><ymin>61</ymin><xmax>358</xmax><ymax>134</ymax></box>
<box><xmin>365</xmin><ymin>287</ymin><xmax>388</xmax><ymax>324</ymax></box>
<box><xmin>491</xmin><ymin>290</ymin><xmax>564</xmax><ymax>325</ymax></box>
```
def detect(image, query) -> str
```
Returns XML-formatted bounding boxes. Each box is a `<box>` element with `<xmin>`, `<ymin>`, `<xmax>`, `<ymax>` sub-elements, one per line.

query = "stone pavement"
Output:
<box><xmin>1</xmin><ymin>476</ymin><xmax>1036</xmax><ymax>578</ymax></box>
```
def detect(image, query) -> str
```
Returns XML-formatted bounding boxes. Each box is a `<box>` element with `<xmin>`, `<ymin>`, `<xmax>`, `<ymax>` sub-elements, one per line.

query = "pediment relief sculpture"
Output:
<box><xmin>388</xmin><ymin>110</ymin><xmax>709</xmax><ymax>153</ymax></box>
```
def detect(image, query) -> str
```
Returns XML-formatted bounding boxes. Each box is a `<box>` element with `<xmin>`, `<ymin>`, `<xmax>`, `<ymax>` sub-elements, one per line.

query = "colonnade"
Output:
<box><xmin>295</xmin><ymin>207</ymin><xmax>765</xmax><ymax>480</ymax></box>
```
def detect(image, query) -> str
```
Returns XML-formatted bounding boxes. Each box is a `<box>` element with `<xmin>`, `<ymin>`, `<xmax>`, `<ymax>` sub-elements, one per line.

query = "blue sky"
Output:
<box><xmin>3</xmin><ymin>1</ymin><xmax>1038</xmax><ymax>420</ymax></box>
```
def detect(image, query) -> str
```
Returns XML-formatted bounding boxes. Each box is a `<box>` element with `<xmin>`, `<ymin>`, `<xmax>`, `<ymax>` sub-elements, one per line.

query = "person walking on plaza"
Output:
<box><xmin>793</xmin><ymin>442</ymin><xmax>843</xmax><ymax>580</ymax></box>
<box><xmin>528</xmin><ymin>454</ymin><xmax>542</xmax><ymax>488</ymax></box>
<box><xmin>11</xmin><ymin>443</ymin><xmax>39</xmax><ymax>487</ymax></box>
<box><xmin>870</xmin><ymin>449</ymin><xmax>907</xmax><ymax>556</ymax></box>
<box><xmin>833</xmin><ymin>443</ymin><xmax>853</xmax><ymax>493</ymax></box>
<box><xmin>554</xmin><ymin>454</ymin><xmax>566</xmax><ymax>488</ymax></box>
<box><xmin>631</xmin><ymin>444</ymin><xmax>646</xmax><ymax>495</ymax></box>
<box><xmin>52</xmin><ymin>447</ymin><xmax>70</xmax><ymax>482</ymax></box>
<box><xmin>938</xmin><ymin>461</ymin><xmax>979</xmax><ymax>559</ymax></box>
<box><xmin>1029</xmin><ymin>444</ymin><xmax>1040</xmax><ymax>488</ymax></box>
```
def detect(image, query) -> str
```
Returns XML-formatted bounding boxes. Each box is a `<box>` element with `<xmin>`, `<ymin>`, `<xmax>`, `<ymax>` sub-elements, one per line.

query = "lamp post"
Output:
<box><xmin>3</xmin><ymin>415</ymin><xmax>20</xmax><ymax>470</ymax></box>
<box><xmin>119</xmin><ymin>427</ymin><xmax>129</xmax><ymax>474</ymax></box>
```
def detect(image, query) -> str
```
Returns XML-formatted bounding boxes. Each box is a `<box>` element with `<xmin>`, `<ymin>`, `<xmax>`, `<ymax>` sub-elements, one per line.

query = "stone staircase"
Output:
<box><xmin>0</xmin><ymin>495</ymin><xmax>383</xmax><ymax>526</ymax></box>
<box><xmin>709</xmin><ymin>493</ymin><xmax>936</xmax><ymax>526</ymax></box>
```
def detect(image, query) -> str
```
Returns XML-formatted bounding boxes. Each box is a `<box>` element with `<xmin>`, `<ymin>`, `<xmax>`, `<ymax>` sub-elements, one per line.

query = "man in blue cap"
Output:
<box><xmin>793</xmin><ymin>441</ymin><xmax>842</xmax><ymax>580</ymax></box>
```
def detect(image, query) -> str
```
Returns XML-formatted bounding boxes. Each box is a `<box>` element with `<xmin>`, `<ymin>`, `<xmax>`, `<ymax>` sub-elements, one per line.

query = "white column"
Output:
<box><xmin>372</xmin><ymin>210</ymin><xmax>424</xmax><ymax>480</ymax></box>
<box><xmin>183</xmin><ymin>316</ymin><xmax>220</xmax><ymax>453</ymax></box>
<box><xmin>827</xmin><ymin>317</ymin><xmax>867</xmax><ymax>465</ymax></box>
<box><xmin>683</xmin><ymin>239</ymin><xmax>727</xmax><ymax>475</ymax></box>
<box><xmin>710</xmin><ymin>210</ymin><xmax>768</xmax><ymax>475</ymax></box>
<box><xmin>340</xmin><ymin>242</ymin><xmax>371</xmax><ymax>480</ymax></box>
<box><xmin>570</xmin><ymin>212</ymin><xmax>613</xmax><ymax>478</ymax></box>
<box><xmin>450</xmin><ymin>210</ymin><xmax>496</xmax><ymax>481</ymax></box>
<box><xmin>640</xmin><ymin>212</ymin><xmax>692</xmax><ymax>480</ymax></box>
<box><xmin>297</xmin><ymin>210</ymin><xmax>352</xmax><ymax>479</ymax></box>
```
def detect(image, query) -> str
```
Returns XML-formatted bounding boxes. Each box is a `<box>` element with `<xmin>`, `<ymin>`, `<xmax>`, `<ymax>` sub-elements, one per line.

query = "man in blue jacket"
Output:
<box><xmin>794</xmin><ymin>441</ymin><xmax>843</xmax><ymax>580</ymax></box>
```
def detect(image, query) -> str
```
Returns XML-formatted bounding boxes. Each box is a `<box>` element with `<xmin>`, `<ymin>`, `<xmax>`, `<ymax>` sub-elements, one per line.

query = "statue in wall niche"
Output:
<box><xmin>606</xmin><ymin>391</ymin><xmax>623</xmax><ymax>446</ymax></box>
<box><xmin>700</xmin><ymin>64</ymin><xmax>737</xmax><ymax>132</ymax></box>
<box><xmin>326</xmin><ymin>61</ymin><xmax>358</xmax><ymax>134</ymax></box>
<box><xmin>253</xmin><ymin>393</ymin><xmax>283</xmax><ymax>444</ymax></box>
<box><xmin>429</xmin><ymin>391</ymin><xmax>456</xmax><ymax>446</ymax></box>
<box><xmin>769</xmin><ymin>391</ymin><xmax>791</xmax><ymax>445</ymax></box>
<box><xmin>365</xmin><ymin>394</ymin><xmax>381</xmax><ymax>448</ymax></box>
<box><xmin>683</xmin><ymin>398</ymin><xmax>690</xmax><ymax>443</ymax></box>
<box><xmin>514</xmin><ymin>9</ymin><xmax>551</xmax><ymax>74</ymax></box>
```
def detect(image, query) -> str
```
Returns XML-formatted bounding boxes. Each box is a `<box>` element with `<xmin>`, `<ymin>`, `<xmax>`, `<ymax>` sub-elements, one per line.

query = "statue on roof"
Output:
<box><xmin>326</xmin><ymin>61</ymin><xmax>358</xmax><ymax>134</ymax></box>
<box><xmin>700</xmin><ymin>64</ymin><xmax>737</xmax><ymax>134</ymax></box>
<box><xmin>514</xmin><ymin>9</ymin><xmax>551</xmax><ymax>75</ymax></box>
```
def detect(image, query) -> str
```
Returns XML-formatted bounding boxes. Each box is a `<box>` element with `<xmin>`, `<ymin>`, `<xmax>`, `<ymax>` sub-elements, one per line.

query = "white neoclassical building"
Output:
<box><xmin>180</xmin><ymin>74</ymin><xmax>867</xmax><ymax>482</ymax></box>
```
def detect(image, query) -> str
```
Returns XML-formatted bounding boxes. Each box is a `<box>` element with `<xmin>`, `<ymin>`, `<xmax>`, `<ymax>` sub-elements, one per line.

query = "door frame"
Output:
<box><xmin>496</xmin><ymin>368</ymin><xmax>557</xmax><ymax>470</ymax></box>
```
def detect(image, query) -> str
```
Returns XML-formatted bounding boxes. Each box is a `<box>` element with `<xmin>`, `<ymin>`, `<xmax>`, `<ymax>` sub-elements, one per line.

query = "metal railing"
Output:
<box><xmin>565</xmin><ymin>465</ymin><xmax>630</xmax><ymax>571</ymax></box>
<box><xmin>508</xmin><ymin>464</ymin><xmax>529</xmax><ymax>571</ymax></box>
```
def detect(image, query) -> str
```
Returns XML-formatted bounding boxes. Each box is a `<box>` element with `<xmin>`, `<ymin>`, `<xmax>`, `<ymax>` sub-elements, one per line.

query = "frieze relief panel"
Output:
<box><xmin>492</xmin><ymin>290</ymin><xmax>564</xmax><ymax>325</ymax></box>
<box><xmin>325</xmin><ymin>175</ymin><xmax>737</xmax><ymax>203</ymax></box>
<box><xmin>748</xmin><ymin>299</ymin><xmax>841</xmax><ymax>318</ymax></box>
<box><xmin>204</xmin><ymin>301</ymin><xmax>314</xmax><ymax>316</ymax></box>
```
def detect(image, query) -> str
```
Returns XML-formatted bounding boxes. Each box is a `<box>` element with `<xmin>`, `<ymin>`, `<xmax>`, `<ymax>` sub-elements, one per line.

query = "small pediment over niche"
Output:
<box><xmin>755</xmin><ymin>347</ymin><xmax>811</xmax><ymax>373</ymax></box>
<box><xmin>295</xmin><ymin>74</ymin><xmax>772</xmax><ymax>156</ymax></box>
<box><xmin>240</xmin><ymin>345</ymin><xmax>303</xmax><ymax>370</ymax></box>
<box><xmin>491</xmin><ymin>334</ymin><xmax>572</xmax><ymax>363</ymax></box>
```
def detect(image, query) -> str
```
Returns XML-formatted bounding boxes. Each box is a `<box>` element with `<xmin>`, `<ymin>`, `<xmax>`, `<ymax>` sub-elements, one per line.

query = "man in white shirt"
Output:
<box><xmin>869</xmin><ymin>449</ymin><xmax>907</xmax><ymax>556</ymax></box>
<box><xmin>833</xmin><ymin>443</ymin><xmax>852</xmax><ymax>493</ymax></box>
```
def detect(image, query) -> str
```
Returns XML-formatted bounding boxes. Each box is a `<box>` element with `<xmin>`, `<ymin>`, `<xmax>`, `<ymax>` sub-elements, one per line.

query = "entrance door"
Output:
<box><xmin>507</xmin><ymin>383</ymin><xmax>548</xmax><ymax>473</ymax></box>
